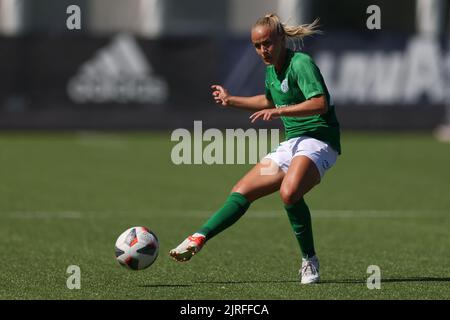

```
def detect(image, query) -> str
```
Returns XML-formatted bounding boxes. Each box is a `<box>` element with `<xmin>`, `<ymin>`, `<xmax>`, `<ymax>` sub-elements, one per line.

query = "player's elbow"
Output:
<box><xmin>263</xmin><ymin>97</ymin><xmax>274</xmax><ymax>109</ymax></box>
<box><xmin>318</xmin><ymin>102</ymin><xmax>328</xmax><ymax>114</ymax></box>
<box><xmin>312</xmin><ymin>96</ymin><xmax>328</xmax><ymax>115</ymax></box>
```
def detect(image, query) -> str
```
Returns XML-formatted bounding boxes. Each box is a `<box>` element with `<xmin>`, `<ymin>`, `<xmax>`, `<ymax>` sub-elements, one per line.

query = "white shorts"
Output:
<box><xmin>263</xmin><ymin>136</ymin><xmax>338</xmax><ymax>178</ymax></box>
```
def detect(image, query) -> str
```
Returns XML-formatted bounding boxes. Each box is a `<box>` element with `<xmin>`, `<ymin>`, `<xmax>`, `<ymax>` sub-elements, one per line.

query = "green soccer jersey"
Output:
<box><xmin>265</xmin><ymin>49</ymin><xmax>341</xmax><ymax>154</ymax></box>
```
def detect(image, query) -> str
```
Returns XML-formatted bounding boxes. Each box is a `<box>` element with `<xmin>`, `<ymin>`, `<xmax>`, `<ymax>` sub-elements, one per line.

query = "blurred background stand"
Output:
<box><xmin>416</xmin><ymin>0</ymin><xmax>450</xmax><ymax>141</ymax></box>
<box><xmin>0</xmin><ymin>0</ymin><xmax>25</xmax><ymax>36</ymax></box>
<box><xmin>0</xmin><ymin>0</ymin><xmax>449</xmax><ymax>131</ymax></box>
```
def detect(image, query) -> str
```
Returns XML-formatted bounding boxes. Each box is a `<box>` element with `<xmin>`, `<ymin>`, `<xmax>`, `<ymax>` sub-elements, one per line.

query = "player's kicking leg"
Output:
<box><xmin>169</xmin><ymin>160</ymin><xmax>284</xmax><ymax>262</ymax></box>
<box><xmin>169</xmin><ymin>233</ymin><xmax>206</xmax><ymax>262</ymax></box>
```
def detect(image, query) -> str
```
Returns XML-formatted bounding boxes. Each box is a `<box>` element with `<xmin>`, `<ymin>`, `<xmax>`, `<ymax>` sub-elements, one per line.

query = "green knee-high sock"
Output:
<box><xmin>197</xmin><ymin>192</ymin><xmax>250</xmax><ymax>241</ymax></box>
<box><xmin>284</xmin><ymin>198</ymin><xmax>316</xmax><ymax>259</ymax></box>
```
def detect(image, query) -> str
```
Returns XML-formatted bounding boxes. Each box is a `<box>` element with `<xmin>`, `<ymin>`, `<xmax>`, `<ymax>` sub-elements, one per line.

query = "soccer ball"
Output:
<box><xmin>115</xmin><ymin>226</ymin><xmax>159</xmax><ymax>270</ymax></box>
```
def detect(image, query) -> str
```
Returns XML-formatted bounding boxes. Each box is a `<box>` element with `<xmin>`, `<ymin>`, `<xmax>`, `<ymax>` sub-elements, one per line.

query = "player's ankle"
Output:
<box><xmin>192</xmin><ymin>232</ymin><xmax>206</xmax><ymax>238</ymax></box>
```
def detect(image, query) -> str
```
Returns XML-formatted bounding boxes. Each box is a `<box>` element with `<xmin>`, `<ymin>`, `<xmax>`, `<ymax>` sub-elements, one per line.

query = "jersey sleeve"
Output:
<box><xmin>293</xmin><ymin>55</ymin><xmax>326</xmax><ymax>100</ymax></box>
<box><xmin>264</xmin><ymin>69</ymin><xmax>273</xmax><ymax>102</ymax></box>
<box><xmin>265</xmin><ymin>81</ymin><xmax>273</xmax><ymax>102</ymax></box>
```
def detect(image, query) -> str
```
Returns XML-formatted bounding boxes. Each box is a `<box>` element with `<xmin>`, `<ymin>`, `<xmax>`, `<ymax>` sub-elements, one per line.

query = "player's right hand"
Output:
<box><xmin>211</xmin><ymin>85</ymin><xmax>231</xmax><ymax>106</ymax></box>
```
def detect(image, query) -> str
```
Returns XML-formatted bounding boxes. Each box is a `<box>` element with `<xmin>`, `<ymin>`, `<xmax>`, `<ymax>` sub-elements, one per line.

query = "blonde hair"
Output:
<box><xmin>254</xmin><ymin>13</ymin><xmax>321</xmax><ymax>40</ymax></box>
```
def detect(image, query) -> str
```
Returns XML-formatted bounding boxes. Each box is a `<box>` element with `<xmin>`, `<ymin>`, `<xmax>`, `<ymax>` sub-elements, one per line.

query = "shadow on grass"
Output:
<box><xmin>140</xmin><ymin>284</ymin><xmax>192</xmax><ymax>288</ymax></box>
<box><xmin>138</xmin><ymin>277</ymin><xmax>450</xmax><ymax>288</ymax></box>
<box><xmin>193</xmin><ymin>277</ymin><xmax>450</xmax><ymax>285</ymax></box>
<box><xmin>195</xmin><ymin>280</ymin><xmax>298</xmax><ymax>285</ymax></box>
<box><xmin>320</xmin><ymin>277</ymin><xmax>450</xmax><ymax>284</ymax></box>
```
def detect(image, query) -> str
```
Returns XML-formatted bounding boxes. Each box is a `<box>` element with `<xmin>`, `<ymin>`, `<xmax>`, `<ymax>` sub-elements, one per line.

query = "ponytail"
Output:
<box><xmin>254</xmin><ymin>13</ymin><xmax>321</xmax><ymax>40</ymax></box>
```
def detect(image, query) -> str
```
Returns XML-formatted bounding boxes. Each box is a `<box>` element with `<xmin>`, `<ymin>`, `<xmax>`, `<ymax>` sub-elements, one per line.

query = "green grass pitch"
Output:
<box><xmin>0</xmin><ymin>131</ymin><xmax>449</xmax><ymax>299</ymax></box>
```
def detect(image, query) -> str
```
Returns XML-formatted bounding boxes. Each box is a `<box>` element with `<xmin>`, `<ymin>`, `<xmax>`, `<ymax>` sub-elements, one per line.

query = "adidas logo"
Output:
<box><xmin>67</xmin><ymin>33</ymin><xmax>168</xmax><ymax>104</ymax></box>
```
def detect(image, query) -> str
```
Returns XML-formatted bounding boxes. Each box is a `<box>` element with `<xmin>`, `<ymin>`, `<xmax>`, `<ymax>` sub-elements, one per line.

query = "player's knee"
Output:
<box><xmin>279</xmin><ymin>187</ymin><xmax>300</xmax><ymax>205</ymax></box>
<box><xmin>231</xmin><ymin>183</ymin><xmax>245</xmax><ymax>195</ymax></box>
<box><xmin>231</xmin><ymin>184</ymin><xmax>256</xmax><ymax>202</ymax></box>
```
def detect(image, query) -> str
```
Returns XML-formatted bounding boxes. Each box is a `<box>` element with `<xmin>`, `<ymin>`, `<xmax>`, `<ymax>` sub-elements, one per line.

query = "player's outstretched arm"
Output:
<box><xmin>211</xmin><ymin>85</ymin><xmax>273</xmax><ymax>111</ymax></box>
<box><xmin>249</xmin><ymin>95</ymin><xmax>328</xmax><ymax>123</ymax></box>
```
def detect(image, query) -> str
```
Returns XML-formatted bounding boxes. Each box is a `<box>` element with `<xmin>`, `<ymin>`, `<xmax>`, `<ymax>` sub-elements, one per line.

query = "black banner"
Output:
<box><xmin>0</xmin><ymin>33</ymin><xmax>448</xmax><ymax>129</ymax></box>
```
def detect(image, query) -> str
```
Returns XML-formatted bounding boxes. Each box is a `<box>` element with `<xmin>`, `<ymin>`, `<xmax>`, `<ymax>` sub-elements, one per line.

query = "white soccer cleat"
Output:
<box><xmin>299</xmin><ymin>255</ymin><xmax>320</xmax><ymax>284</ymax></box>
<box><xmin>169</xmin><ymin>234</ymin><xmax>206</xmax><ymax>262</ymax></box>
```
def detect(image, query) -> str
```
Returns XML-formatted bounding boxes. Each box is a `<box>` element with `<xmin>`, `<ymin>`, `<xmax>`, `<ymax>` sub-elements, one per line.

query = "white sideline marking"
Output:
<box><xmin>76</xmin><ymin>132</ymin><xmax>128</xmax><ymax>148</ymax></box>
<box><xmin>5</xmin><ymin>211</ymin><xmax>82</xmax><ymax>219</ymax></box>
<box><xmin>178</xmin><ymin>209</ymin><xmax>449</xmax><ymax>219</ymax></box>
<box><xmin>1</xmin><ymin>209</ymin><xmax>448</xmax><ymax>220</ymax></box>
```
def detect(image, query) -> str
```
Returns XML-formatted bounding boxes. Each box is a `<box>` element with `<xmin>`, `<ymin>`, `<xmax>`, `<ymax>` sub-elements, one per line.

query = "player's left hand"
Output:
<box><xmin>249</xmin><ymin>108</ymin><xmax>281</xmax><ymax>123</ymax></box>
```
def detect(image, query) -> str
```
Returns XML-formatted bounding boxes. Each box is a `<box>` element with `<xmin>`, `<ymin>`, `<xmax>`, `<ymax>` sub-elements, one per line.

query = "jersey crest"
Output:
<box><xmin>280</xmin><ymin>78</ymin><xmax>289</xmax><ymax>93</ymax></box>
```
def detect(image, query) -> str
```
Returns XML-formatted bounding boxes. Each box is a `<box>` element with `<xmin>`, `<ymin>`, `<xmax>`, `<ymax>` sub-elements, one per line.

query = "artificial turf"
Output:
<box><xmin>0</xmin><ymin>131</ymin><xmax>449</xmax><ymax>299</ymax></box>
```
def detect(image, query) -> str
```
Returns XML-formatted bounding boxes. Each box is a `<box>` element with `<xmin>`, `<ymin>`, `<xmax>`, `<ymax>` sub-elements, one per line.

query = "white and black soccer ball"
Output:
<box><xmin>115</xmin><ymin>226</ymin><xmax>159</xmax><ymax>270</ymax></box>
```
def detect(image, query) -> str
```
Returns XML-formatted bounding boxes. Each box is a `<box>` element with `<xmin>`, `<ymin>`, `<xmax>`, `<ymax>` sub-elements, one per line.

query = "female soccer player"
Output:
<box><xmin>170</xmin><ymin>13</ymin><xmax>341</xmax><ymax>284</ymax></box>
